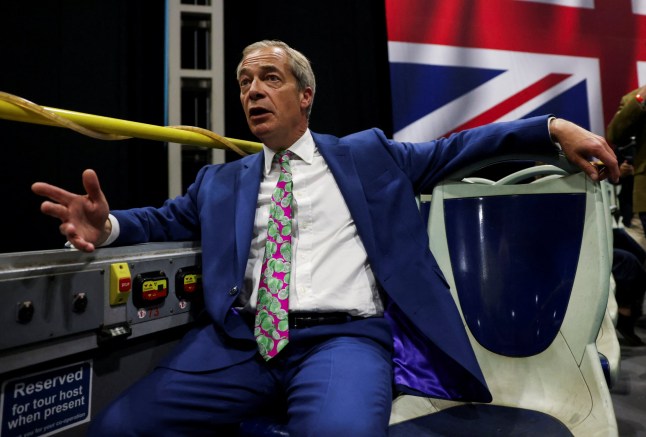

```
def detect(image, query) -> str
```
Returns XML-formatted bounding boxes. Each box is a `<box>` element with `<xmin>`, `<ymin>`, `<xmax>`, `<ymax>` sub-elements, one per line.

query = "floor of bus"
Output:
<box><xmin>608</xmin><ymin>225</ymin><xmax>646</xmax><ymax>435</ymax></box>
<box><xmin>611</xmin><ymin>317</ymin><xmax>646</xmax><ymax>436</ymax></box>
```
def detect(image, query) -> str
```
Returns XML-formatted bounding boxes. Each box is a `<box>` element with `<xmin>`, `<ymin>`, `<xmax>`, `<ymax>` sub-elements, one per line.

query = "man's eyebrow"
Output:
<box><xmin>239</xmin><ymin>64</ymin><xmax>281</xmax><ymax>78</ymax></box>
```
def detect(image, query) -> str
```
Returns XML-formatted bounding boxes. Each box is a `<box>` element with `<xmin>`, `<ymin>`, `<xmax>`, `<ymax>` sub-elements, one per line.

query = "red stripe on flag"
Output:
<box><xmin>443</xmin><ymin>73</ymin><xmax>571</xmax><ymax>137</ymax></box>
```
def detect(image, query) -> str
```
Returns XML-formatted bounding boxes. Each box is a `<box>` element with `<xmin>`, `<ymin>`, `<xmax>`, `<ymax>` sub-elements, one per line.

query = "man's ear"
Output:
<box><xmin>300</xmin><ymin>87</ymin><xmax>313</xmax><ymax>111</ymax></box>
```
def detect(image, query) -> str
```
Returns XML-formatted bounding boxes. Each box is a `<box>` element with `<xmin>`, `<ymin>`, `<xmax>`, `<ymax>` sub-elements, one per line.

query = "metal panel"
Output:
<box><xmin>0</xmin><ymin>242</ymin><xmax>202</xmax><ymax>374</ymax></box>
<box><xmin>0</xmin><ymin>270</ymin><xmax>103</xmax><ymax>349</ymax></box>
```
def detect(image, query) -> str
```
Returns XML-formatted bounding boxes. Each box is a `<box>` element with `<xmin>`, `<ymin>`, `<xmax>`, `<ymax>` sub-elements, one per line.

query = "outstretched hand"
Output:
<box><xmin>31</xmin><ymin>169</ymin><xmax>110</xmax><ymax>252</ymax></box>
<box><xmin>549</xmin><ymin>118</ymin><xmax>619</xmax><ymax>183</ymax></box>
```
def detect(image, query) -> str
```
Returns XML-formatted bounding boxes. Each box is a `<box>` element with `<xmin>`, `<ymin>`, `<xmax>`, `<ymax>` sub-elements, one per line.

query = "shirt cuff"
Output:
<box><xmin>547</xmin><ymin>116</ymin><xmax>562</xmax><ymax>151</ymax></box>
<box><xmin>63</xmin><ymin>214</ymin><xmax>119</xmax><ymax>249</ymax></box>
<box><xmin>99</xmin><ymin>214</ymin><xmax>120</xmax><ymax>247</ymax></box>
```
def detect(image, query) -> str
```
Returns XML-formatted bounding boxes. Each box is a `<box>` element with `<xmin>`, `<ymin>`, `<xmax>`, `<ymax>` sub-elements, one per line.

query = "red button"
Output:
<box><xmin>119</xmin><ymin>277</ymin><xmax>131</xmax><ymax>292</ymax></box>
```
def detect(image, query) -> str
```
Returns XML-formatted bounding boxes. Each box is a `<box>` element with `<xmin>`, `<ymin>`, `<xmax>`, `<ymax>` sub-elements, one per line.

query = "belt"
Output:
<box><xmin>288</xmin><ymin>312</ymin><xmax>363</xmax><ymax>329</ymax></box>
<box><xmin>242</xmin><ymin>311</ymin><xmax>364</xmax><ymax>329</ymax></box>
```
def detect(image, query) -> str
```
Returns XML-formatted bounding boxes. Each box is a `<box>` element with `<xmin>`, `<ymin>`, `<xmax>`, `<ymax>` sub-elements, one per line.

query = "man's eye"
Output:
<box><xmin>239</xmin><ymin>79</ymin><xmax>250</xmax><ymax>88</ymax></box>
<box><xmin>267</xmin><ymin>75</ymin><xmax>280</xmax><ymax>82</ymax></box>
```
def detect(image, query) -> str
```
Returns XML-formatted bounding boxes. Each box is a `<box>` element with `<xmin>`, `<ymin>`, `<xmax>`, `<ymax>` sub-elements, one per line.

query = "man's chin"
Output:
<box><xmin>248</xmin><ymin>124</ymin><xmax>272</xmax><ymax>142</ymax></box>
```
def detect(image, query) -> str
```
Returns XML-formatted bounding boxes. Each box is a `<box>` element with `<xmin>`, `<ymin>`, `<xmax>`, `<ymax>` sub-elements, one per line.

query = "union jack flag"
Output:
<box><xmin>386</xmin><ymin>0</ymin><xmax>646</xmax><ymax>141</ymax></box>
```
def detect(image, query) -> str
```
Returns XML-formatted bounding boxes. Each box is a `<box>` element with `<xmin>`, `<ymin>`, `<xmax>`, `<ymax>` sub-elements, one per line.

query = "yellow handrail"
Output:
<box><xmin>0</xmin><ymin>92</ymin><xmax>262</xmax><ymax>154</ymax></box>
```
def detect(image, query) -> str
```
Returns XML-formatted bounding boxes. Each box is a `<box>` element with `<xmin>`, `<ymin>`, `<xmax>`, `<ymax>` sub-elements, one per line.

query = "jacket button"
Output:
<box><xmin>228</xmin><ymin>286</ymin><xmax>239</xmax><ymax>296</ymax></box>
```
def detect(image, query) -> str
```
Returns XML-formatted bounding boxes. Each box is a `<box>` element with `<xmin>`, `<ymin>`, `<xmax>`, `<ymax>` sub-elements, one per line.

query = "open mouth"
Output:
<box><xmin>249</xmin><ymin>107</ymin><xmax>271</xmax><ymax>118</ymax></box>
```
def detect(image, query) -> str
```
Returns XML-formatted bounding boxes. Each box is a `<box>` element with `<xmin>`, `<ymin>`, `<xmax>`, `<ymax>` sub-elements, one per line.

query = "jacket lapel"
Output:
<box><xmin>234</xmin><ymin>153</ymin><xmax>264</xmax><ymax>280</ymax></box>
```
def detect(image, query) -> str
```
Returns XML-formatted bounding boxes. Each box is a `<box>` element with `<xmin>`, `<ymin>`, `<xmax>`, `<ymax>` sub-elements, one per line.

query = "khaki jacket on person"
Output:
<box><xmin>607</xmin><ymin>88</ymin><xmax>646</xmax><ymax>213</ymax></box>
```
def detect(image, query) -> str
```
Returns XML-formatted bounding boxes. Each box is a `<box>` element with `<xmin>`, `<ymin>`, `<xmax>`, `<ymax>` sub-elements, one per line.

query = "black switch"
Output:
<box><xmin>132</xmin><ymin>271</ymin><xmax>169</xmax><ymax>308</ymax></box>
<box><xmin>73</xmin><ymin>292</ymin><xmax>88</xmax><ymax>313</ymax></box>
<box><xmin>175</xmin><ymin>266</ymin><xmax>203</xmax><ymax>302</ymax></box>
<box><xmin>17</xmin><ymin>301</ymin><xmax>34</xmax><ymax>324</ymax></box>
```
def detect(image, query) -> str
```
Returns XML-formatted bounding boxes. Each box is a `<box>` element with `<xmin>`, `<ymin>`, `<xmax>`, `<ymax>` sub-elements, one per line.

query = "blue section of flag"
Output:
<box><xmin>390</xmin><ymin>63</ymin><xmax>504</xmax><ymax>132</ymax></box>
<box><xmin>523</xmin><ymin>80</ymin><xmax>590</xmax><ymax>130</ymax></box>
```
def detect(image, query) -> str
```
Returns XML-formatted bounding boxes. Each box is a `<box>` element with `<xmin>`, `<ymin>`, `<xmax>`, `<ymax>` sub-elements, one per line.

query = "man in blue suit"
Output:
<box><xmin>33</xmin><ymin>40</ymin><xmax>618</xmax><ymax>436</ymax></box>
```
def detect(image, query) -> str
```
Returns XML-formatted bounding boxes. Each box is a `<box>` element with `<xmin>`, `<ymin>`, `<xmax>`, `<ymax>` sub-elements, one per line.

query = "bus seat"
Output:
<box><xmin>390</xmin><ymin>170</ymin><xmax>618</xmax><ymax>436</ymax></box>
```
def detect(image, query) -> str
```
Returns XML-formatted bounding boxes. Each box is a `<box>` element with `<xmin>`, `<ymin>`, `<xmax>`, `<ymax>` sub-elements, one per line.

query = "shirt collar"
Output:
<box><xmin>263</xmin><ymin>129</ymin><xmax>315</xmax><ymax>175</ymax></box>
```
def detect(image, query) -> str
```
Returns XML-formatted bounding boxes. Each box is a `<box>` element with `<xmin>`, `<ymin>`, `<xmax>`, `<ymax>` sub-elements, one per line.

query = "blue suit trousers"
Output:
<box><xmin>89</xmin><ymin>319</ymin><xmax>394</xmax><ymax>437</ymax></box>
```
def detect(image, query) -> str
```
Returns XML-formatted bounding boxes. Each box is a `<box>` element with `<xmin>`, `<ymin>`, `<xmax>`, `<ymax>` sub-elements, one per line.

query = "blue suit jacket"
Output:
<box><xmin>112</xmin><ymin>115</ymin><xmax>555</xmax><ymax>402</ymax></box>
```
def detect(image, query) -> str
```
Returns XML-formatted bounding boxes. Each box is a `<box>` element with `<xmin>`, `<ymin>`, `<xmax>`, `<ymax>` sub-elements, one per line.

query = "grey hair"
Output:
<box><xmin>236</xmin><ymin>40</ymin><xmax>316</xmax><ymax>118</ymax></box>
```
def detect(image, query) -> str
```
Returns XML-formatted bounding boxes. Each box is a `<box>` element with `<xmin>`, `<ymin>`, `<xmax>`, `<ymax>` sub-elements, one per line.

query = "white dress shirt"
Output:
<box><xmin>238</xmin><ymin>130</ymin><xmax>383</xmax><ymax>317</ymax></box>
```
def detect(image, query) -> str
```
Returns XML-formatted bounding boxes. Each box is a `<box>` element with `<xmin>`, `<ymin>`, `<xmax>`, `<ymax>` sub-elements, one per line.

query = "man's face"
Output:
<box><xmin>238</xmin><ymin>47</ymin><xmax>312</xmax><ymax>150</ymax></box>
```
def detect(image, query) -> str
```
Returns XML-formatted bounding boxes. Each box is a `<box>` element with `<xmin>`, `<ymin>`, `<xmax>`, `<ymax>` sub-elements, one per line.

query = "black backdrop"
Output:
<box><xmin>0</xmin><ymin>1</ymin><xmax>392</xmax><ymax>253</ymax></box>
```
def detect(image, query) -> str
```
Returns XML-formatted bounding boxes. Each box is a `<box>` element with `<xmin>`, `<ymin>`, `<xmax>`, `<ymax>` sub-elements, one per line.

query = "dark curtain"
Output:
<box><xmin>0</xmin><ymin>0</ymin><xmax>166</xmax><ymax>252</ymax></box>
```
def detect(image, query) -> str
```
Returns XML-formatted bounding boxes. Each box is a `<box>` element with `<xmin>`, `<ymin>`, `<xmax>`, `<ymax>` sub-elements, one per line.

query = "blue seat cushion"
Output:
<box><xmin>388</xmin><ymin>404</ymin><xmax>573</xmax><ymax>436</ymax></box>
<box><xmin>238</xmin><ymin>404</ymin><xmax>574</xmax><ymax>436</ymax></box>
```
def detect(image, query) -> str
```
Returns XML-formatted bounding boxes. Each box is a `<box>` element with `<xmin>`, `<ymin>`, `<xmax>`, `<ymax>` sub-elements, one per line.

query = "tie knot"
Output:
<box><xmin>276</xmin><ymin>150</ymin><xmax>292</xmax><ymax>164</ymax></box>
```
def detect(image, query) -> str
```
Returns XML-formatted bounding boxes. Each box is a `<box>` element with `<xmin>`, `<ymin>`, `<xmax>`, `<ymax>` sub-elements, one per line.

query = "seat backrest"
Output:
<box><xmin>424</xmin><ymin>170</ymin><xmax>617</xmax><ymax>435</ymax></box>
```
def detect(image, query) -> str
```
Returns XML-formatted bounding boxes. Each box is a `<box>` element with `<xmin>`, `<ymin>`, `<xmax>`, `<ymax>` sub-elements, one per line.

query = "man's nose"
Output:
<box><xmin>249</xmin><ymin>79</ymin><xmax>264</xmax><ymax>100</ymax></box>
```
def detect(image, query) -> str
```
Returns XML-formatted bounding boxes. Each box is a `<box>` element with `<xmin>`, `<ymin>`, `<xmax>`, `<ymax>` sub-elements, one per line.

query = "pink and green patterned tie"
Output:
<box><xmin>255</xmin><ymin>150</ymin><xmax>293</xmax><ymax>360</ymax></box>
